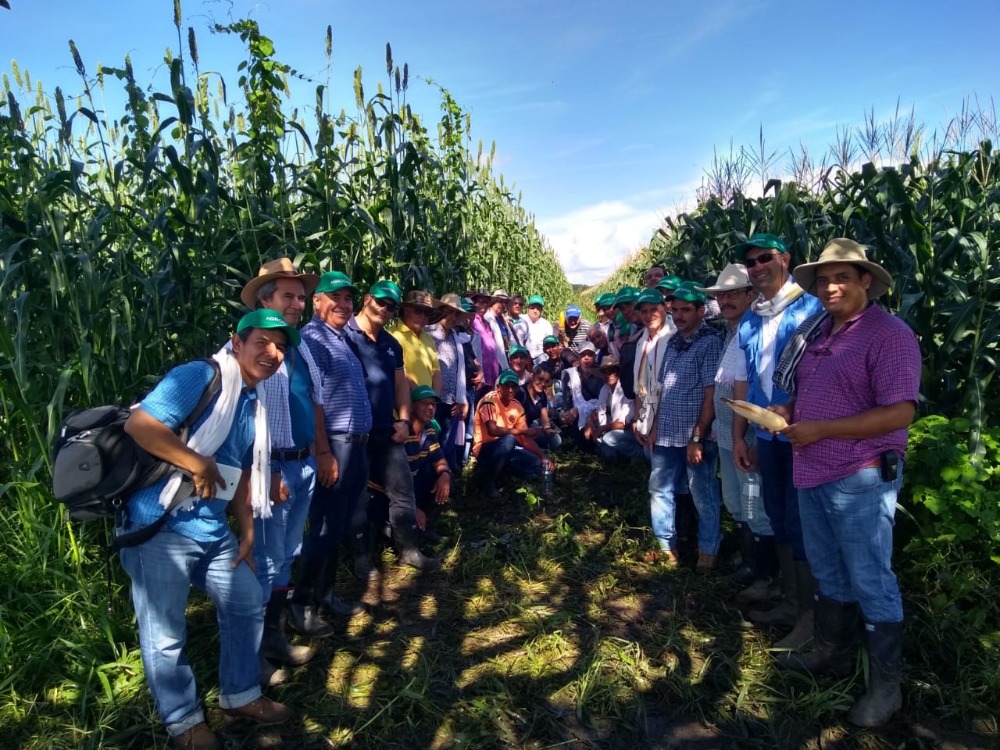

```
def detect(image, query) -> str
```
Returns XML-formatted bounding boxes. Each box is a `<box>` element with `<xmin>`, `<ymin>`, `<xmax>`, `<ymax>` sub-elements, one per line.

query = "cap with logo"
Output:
<box><xmin>369</xmin><ymin>279</ymin><xmax>402</xmax><ymax>305</ymax></box>
<box><xmin>237</xmin><ymin>308</ymin><xmax>302</xmax><ymax>347</ymax></box>
<box><xmin>314</xmin><ymin>271</ymin><xmax>359</xmax><ymax>296</ymax></box>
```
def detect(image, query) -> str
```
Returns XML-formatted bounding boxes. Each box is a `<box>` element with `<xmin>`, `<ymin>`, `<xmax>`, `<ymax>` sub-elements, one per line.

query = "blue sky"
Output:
<box><xmin>3</xmin><ymin>0</ymin><xmax>999</xmax><ymax>284</ymax></box>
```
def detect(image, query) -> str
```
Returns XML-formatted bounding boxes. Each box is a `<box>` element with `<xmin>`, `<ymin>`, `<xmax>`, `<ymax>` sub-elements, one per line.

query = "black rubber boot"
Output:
<box><xmin>774</xmin><ymin>561</ymin><xmax>817</xmax><ymax>650</ymax></box>
<box><xmin>350</xmin><ymin>530</ymin><xmax>379</xmax><ymax>581</ymax></box>
<box><xmin>318</xmin><ymin>555</ymin><xmax>365</xmax><ymax>618</ymax></box>
<box><xmin>395</xmin><ymin>526</ymin><xmax>441</xmax><ymax>571</ymax></box>
<box><xmin>729</xmin><ymin>524</ymin><xmax>756</xmax><ymax>586</ymax></box>
<box><xmin>776</xmin><ymin>594</ymin><xmax>859</xmax><ymax>676</ymax></box>
<box><xmin>748</xmin><ymin>543</ymin><xmax>797</xmax><ymax>626</ymax></box>
<box><xmin>288</xmin><ymin>558</ymin><xmax>334</xmax><ymax>638</ymax></box>
<box><xmin>848</xmin><ymin>621</ymin><xmax>903</xmax><ymax>727</ymax></box>
<box><xmin>260</xmin><ymin>594</ymin><xmax>316</xmax><ymax>666</ymax></box>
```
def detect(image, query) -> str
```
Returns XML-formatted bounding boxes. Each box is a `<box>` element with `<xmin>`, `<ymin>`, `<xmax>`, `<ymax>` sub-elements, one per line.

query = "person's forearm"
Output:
<box><xmin>231</xmin><ymin>472</ymin><xmax>254</xmax><ymax>539</ymax></box>
<box><xmin>312</xmin><ymin>405</ymin><xmax>330</xmax><ymax>456</ymax></box>
<box><xmin>806</xmin><ymin>402</ymin><xmax>915</xmax><ymax>440</ymax></box>
<box><xmin>125</xmin><ymin>409</ymin><xmax>205</xmax><ymax>474</ymax></box>
<box><xmin>695</xmin><ymin>386</ymin><xmax>715</xmax><ymax>436</ymax></box>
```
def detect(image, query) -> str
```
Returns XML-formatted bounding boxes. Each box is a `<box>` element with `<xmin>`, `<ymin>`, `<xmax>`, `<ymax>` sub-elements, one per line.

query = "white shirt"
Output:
<box><xmin>525</xmin><ymin>316</ymin><xmax>555</xmax><ymax>362</ymax></box>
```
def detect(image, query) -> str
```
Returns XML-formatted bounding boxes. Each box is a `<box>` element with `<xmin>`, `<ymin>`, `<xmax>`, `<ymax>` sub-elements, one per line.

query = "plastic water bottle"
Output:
<box><xmin>542</xmin><ymin>463</ymin><xmax>553</xmax><ymax>498</ymax></box>
<box><xmin>742</xmin><ymin>472</ymin><xmax>760</xmax><ymax>521</ymax></box>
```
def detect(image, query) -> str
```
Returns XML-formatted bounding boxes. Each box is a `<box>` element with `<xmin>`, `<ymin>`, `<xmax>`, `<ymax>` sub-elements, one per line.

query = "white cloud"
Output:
<box><xmin>538</xmin><ymin>200</ymin><xmax>664</xmax><ymax>286</ymax></box>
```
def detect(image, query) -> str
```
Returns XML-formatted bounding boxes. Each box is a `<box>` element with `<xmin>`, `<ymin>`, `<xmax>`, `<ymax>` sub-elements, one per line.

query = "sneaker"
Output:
<box><xmin>222</xmin><ymin>696</ymin><xmax>292</xmax><ymax>726</ymax></box>
<box><xmin>173</xmin><ymin>722</ymin><xmax>220</xmax><ymax>750</ymax></box>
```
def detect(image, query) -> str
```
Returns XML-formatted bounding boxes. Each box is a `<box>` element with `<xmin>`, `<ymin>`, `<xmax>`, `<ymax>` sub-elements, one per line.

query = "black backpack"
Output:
<box><xmin>52</xmin><ymin>360</ymin><xmax>222</xmax><ymax>545</ymax></box>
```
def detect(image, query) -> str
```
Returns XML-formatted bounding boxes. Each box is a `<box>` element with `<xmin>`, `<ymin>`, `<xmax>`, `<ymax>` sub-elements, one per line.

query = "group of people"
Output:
<box><xmin>115</xmin><ymin>232</ymin><xmax>920</xmax><ymax>748</ymax></box>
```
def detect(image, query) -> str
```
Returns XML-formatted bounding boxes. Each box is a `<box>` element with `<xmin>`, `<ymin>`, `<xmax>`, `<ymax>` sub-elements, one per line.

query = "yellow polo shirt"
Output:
<box><xmin>389</xmin><ymin>322</ymin><xmax>440</xmax><ymax>388</ymax></box>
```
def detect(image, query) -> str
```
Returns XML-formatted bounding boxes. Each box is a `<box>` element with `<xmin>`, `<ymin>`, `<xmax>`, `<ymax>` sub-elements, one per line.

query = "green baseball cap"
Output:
<box><xmin>595</xmin><ymin>293</ymin><xmax>616</xmax><ymax>308</ymax></box>
<box><xmin>614</xmin><ymin>286</ymin><xmax>640</xmax><ymax>307</ymax></box>
<box><xmin>314</xmin><ymin>271</ymin><xmax>359</xmax><ymax>295</ymax></box>
<box><xmin>527</xmin><ymin>294</ymin><xmax>545</xmax><ymax>307</ymax></box>
<box><xmin>656</xmin><ymin>274</ymin><xmax>682</xmax><ymax>292</ymax></box>
<box><xmin>736</xmin><ymin>232</ymin><xmax>787</xmax><ymax>258</ymax></box>
<box><xmin>369</xmin><ymin>279</ymin><xmax>402</xmax><ymax>305</ymax></box>
<box><xmin>237</xmin><ymin>308</ymin><xmax>301</xmax><ymax>347</ymax></box>
<box><xmin>509</xmin><ymin>344</ymin><xmax>529</xmax><ymax>358</ymax></box>
<box><xmin>635</xmin><ymin>288</ymin><xmax>666</xmax><ymax>308</ymax></box>
<box><xmin>671</xmin><ymin>282</ymin><xmax>707</xmax><ymax>305</ymax></box>
<box><xmin>460</xmin><ymin>297</ymin><xmax>475</xmax><ymax>313</ymax></box>
<box><xmin>497</xmin><ymin>369</ymin><xmax>520</xmax><ymax>386</ymax></box>
<box><xmin>411</xmin><ymin>385</ymin><xmax>440</xmax><ymax>402</ymax></box>
<box><xmin>542</xmin><ymin>335</ymin><xmax>561</xmax><ymax>347</ymax></box>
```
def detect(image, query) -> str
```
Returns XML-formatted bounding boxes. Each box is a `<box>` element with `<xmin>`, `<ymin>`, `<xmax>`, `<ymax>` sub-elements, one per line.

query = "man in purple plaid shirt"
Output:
<box><xmin>770</xmin><ymin>239</ymin><xmax>921</xmax><ymax>729</ymax></box>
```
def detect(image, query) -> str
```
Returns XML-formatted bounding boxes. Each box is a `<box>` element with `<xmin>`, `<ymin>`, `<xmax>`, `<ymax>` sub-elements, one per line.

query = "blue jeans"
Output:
<box><xmin>757</xmin><ymin>438</ymin><xmax>805</xmax><ymax>559</ymax></box>
<box><xmin>595</xmin><ymin>429</ymin><xmax>644</xmax><ymax>461</ymax></box>
<box><xmin>254</xmin><ymin>456</ymin><xmax>316</xmax><ymax>602</ymax></box>
<box><xmin>648</xmin><ymin>442</ymin><xmax>722</xmax><ymax>555</ymax></box>
<box><xmin>476</xmin><ymin>435</ymin><xmax>543</xmax><ymax>485</ymax></box>
<box><xmin>799</xmin><ymin>466</ymin><xmax>904</xmax><ymax>623</ymax></box>
<box><xmin>303</xmin><ymin>438</ymin><xmax>368</xmax><ymax>560</ymax></box>
<box><xmin>119</xmin><ymin>529</ymin><xmax>262</xmax><ymax>736</ymax></box>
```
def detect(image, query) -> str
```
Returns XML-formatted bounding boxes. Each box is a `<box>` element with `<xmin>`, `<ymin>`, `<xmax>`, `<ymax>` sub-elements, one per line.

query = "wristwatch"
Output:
<box><xmin>689</xmin><ymin>433</ymin><xmax>703</xmax><ymax>444</ymax></box>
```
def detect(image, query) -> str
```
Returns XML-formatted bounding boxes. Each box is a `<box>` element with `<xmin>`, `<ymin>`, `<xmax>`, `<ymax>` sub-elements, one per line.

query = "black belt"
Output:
<box><xmin>271</xmin><ymin>447</ymin><xmax>311</xmax><ymax>461</ymax></box>
<box><xmin>328</xmin><ymin>432</ymin><xmax>369</xmax><ymax>444</ymax></box>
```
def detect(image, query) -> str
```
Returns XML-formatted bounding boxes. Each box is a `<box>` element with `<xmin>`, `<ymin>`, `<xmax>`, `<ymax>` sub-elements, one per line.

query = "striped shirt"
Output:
<box><xmin>654</xmin><ymin>324</ymin><xmax>724</xmax><ymax>448</ymax></box>
<box><xmin>792</xmin><ymin>304</ymin><xmax>921</xmax><ymax>489</ymax></box>
<box><xmin>301</xmin><ymin>315</ymin><xmax>373</xmax><ymax>435</ymax></box>
<box><xmin>259</xmin><ymin>342</ymin><xmax>323</xmax><ymax>450</ymax></box>
<box><xmin>426</xmin><ymin>324</ymin><xmax>460</xmax><ymax>403</ymax></box>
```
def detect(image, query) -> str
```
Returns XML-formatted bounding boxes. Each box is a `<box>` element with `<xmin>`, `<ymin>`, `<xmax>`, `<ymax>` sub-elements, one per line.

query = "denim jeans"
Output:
<box><xmin>648</xmin><ymin>442</ymin><xmax>722</xmax><ymax>555</ymax></box>
<box><xmin>476</xmin><ymin>435</ymin><xmax>543</xmax><ymax>486</ymax></box>
<box><xmin>303</xmin><ymin>438</ymin><xmax>368</xmax><ymax>560</ymax></box>
<box><xmin>360</xmin><ymin>431</ymin><xmax>418</xmax><ymax>535</ymax></box>
<box><xmin>119</xmin><ymin>529</ymin><xmax>262</xmax><ymax>736</ymax></box>
<box><xmin>254</xmin><ymin>456</ymin><xmax>316</xmax><ymax>602</ymax></box>
<box><xmin>595</xmin><ymin>429</ymin><xmax>644</xmax><ymax>461</ymax></box>
<box><xmin>799</xmin><ymin>466</ymin><xmax>904</xmax><ymax>623</ymax></box>
<box><xmin>757</xmin><ymin>438</ymin><xmax>805</xmax><ymax>559</ymax></box>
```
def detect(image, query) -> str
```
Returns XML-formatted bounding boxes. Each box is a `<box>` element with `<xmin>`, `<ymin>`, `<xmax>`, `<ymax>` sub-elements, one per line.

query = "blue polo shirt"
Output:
<box><xmin>125</xmin><ymin>359</ymin><xmax>256</xmax><ymax>543</ymax></box>
<box><xmin>300</xmin><ymin>316</ymin><xmax>372</xmax><ymax>435</ymax></box>
<box><xmin>344</xmin><ymin>316</ymin><xmax>404</xmax><ymax>432</ymax></box>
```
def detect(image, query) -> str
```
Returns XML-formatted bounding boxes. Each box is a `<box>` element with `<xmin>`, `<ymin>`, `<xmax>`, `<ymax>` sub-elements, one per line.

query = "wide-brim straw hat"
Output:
<box><xmin>437</xmin><ymin>292</ymin><xmax>474</xmax><ymax>319</ymax></box>
<box><xmin>792</xmin><ymin>238</ymin><xmax>892</xmax><ymax>299</ymax></box>
<box><xmin>401</xmin><ymin>290</ymin><xmax>444</xmax><ymax>323</ymax></box>
<box><xmin>696</xmin><ymin>263</ymin><xmax>752</xmax><ymax>295</ymax></box>
<box><xmin>241</xmin><ymin>258</ymin><xmax>320</xmax><ymax>309</ymax></box>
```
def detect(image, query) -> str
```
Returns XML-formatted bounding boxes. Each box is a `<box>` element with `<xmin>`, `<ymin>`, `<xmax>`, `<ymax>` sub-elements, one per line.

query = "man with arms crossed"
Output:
<box><xmin>772</xmin><ymin>239</ymin><xmax>920</xmax><ymax>728</ymax></box>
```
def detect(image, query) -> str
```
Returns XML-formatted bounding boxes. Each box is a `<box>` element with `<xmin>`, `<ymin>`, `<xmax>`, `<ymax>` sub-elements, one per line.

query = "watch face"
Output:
<box><xmin>691</xmin><ymin>435</ymin><xmax>702</xmax><ymax>443</ymax></box>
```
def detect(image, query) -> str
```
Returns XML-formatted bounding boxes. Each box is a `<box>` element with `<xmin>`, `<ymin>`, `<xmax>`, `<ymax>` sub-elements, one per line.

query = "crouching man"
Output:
<box><xmin>773</xmin><ymin>239</ymin><xmax>921</xmax><ymax>728</ymax></box>
<box><xmin>118</xmin><ymin>309</ymin><xmax>298</xmax><ymax>750</ymax></box>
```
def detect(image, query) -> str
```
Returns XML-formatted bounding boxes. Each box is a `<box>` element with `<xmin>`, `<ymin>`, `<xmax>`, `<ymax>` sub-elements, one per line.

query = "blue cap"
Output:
<box><xmin>565</xmin><ymin>304</ymin><xmax>582</xmax><ymax>319</ymax></box>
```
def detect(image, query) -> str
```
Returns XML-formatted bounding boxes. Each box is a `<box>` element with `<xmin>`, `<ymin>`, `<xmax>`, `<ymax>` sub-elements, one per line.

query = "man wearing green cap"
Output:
<box><xmin>294</xmin><ymin>271</ymin><xmax>373</xmax><ymax>636</ymax></box>
<box><xmin>646</xmin><ymin>284</ymin><xmax>724</xmax><ymax>573</ymax></box>
<box><xmin>473</xmin><ymin>369</ymin><xmax>553</xmax><ymax>498</ymax></box>
<box><xmin>118</xmin><ymin>309</ymin><xmax>298</xmax><ymax>747</ymax></box>
<box><xmin>611</xmin><ymin>286</ymin><xmax>646</xmax><ymax>401</ymax></box>
<box><xmin>732</xmin><ymin>233</ymin><xmax>823</xmax><ymax>644</ymax></box>
<box><xmin>524</xmin><ymin>294</ymin><xmax>555</xmax><ymax>365</ymax></box>
<box><xmin>508</xmin><ymin>344</ymin><xmax>533</xmax><ymax>385</ymax></box>
<box><xmin>344</xmin><ymin>280</ymin><xmax>440</xmax><ymax>572</ymax></box>
<box><xmin>593</xmin><ymin>293</ymin><xmax>616</xmax><ymax>334</ymax></box>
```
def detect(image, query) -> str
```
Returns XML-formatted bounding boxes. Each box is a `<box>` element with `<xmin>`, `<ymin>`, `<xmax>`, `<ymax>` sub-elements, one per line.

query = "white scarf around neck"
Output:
<box><xmin>159</xmin><ymin>348</ymin><xmax>272</xmax><ymax>519</ymax></box>
<box><xmin>752</xmin><ymin>278</ymin><xmax>805</xmax><ymax>317</ymax></box>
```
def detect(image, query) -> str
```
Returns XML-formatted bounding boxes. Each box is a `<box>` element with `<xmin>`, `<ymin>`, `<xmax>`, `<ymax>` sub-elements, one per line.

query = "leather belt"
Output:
<box><xmin>328</xmin><ymin>432</ymin><xmax>369</xmax><ymax>445</ymax></box>
<box><xmin>271</xmin><ymin>447</ymin><xmax>311</xmax><ymax>461</ymax></box>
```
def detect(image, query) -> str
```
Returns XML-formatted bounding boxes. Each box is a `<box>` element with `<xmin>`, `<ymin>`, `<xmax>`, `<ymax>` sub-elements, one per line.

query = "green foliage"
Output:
<box><xmin>901</xmin><ymin>415</ymin><xmax>1000</xmax><ymax>566</ymax></box>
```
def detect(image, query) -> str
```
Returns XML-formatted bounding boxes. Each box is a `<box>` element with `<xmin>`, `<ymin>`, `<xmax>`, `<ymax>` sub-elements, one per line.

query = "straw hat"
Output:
<box><xmin>241</xmin><ymin>258</ymin><xmax>320</xmax><ymax>309</ymax></box>
<box><xmin>437</xmin><ymin>293</ymin><xmax>474</xmax><ymax>320</ymax></box>
<box><xmin>792</xmin><ymin>238</ymin><xmax>892</xmax><ymax>298</ymax></box>
<box><xmin>696</xmin><ymin>263</ymin><xmax>752</xmax><ymax>295</ymax></box>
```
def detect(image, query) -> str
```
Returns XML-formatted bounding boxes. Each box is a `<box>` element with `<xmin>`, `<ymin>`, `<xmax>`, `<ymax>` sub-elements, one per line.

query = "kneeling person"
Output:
<box><xmin>118</xmin><ymin>309</ymin><xmax>297</xmax><ymax>748</ymax></box>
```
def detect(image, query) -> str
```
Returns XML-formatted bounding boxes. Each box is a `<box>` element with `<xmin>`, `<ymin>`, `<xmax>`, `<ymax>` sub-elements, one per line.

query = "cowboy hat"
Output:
<box><xmin>792</xmin><ymin>238</ymin><xmax>892</xmax><ymax>298</ymax></box>
<box><xmin>241</xmin><ymin>258</ymin><xmax>320</xmax><ymax>309</ymax></box>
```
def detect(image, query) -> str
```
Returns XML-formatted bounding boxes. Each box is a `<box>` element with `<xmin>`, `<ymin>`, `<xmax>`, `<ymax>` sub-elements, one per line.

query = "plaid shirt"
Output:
<box><xmin>793</xmin><ymin>304</ymin><xmax>921</xmax><ymax>489</ymax></box>
<box><xmin>259</xmin><ymin>342</ymin><xmax>323</xmax><ymax>450</ymax></box>
<box><xmin>654</xmin><ymin>324</ymin><xmax>723</xmax><ymax>448</ymax></box>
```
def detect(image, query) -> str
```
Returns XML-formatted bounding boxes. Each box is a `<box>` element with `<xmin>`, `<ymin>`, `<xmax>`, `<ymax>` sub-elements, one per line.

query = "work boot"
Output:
<box><xmin>288</xmin><ymin>558</ymin><xmax>334</xmax><ymax>638</ymax></box>
<box><xmin>258</xmin><ymin>652</ymin><xmax>290</xmax><ymax>688</ymax></box>
<box><xmin>748</xmin><ymin>543</ymin><xmax>798</xmax><ymax>627</ymax></box>
<box><xmin>776</xmin><ymin>594</ymin><xmax>859</xmax><ymax>676</ymax></box>
<box><xmin>260</xmin><ymin>596</ymin><xmax>315</xmax><ymax>666</ymax></box>
<box><xmin>729</xmin><ymin>523</ymin><xmax>756</xmax><ymax>586</ymax></box>
<box><xmin>774</xmin><ymin>561</ymin><xmax>817</xmax><ymax>650</ymax></box>
<box><xmin>848</xmin><ymin>621</ymin><xmax>904</xmax><ymax>727</ymax></box>
<box><xmin>222</xmin><ymin>696</ymin><xmax>293</xmax><ymax>725</ymax></box>
<box><xmin>173</xmin><ymin>722</ymin><xmax>220</xmax><ymax>750</ymax></box>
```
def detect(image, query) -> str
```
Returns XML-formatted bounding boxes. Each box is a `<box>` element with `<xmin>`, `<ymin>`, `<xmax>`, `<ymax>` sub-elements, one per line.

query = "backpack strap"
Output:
<box><xmin>109</xmin><ymin>359</ymin><xmax>223</xmax><ymax>552</ymax></box>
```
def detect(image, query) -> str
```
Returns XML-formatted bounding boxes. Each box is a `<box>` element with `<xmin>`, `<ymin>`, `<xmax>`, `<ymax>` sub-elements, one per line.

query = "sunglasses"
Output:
<box><xmin>743</xmin><ymin>253</ymin><xmax>779</xmax><ymax>269</ymax></box>
<box><xmin>374</xmin><ymin>297</ymin><xmax>398</xmax><ymax>313</ymax></box>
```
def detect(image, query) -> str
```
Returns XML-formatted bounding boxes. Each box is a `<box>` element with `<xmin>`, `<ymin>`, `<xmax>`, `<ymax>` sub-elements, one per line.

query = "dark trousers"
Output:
<box><xmin>355</xmin><ymin>430</ymin><xmax>418</xmax><ymax>536</ymax></box>
<box><xmin>757</xmin><ymin>437</ymin><xmax>806</xmax><ymax>560</ymax></box>
<box><xmin>300</xmin><ymin>438</ymin><xmax>368</xmax><ymax>561</ymax></box>
<box><xmin>476</xmin><ymin>435</ymin><xmax>543</xmax><ymax>487</ymax></box>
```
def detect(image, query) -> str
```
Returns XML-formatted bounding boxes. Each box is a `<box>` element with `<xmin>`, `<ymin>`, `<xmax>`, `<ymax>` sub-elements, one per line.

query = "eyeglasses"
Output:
<box><xmin>743</xmin><ymin>253</ymin><xmax>778</xmax><ymax>269</ymax></box>
<box><xmin>374</xmin><ymin>298</ymin><xmax>398</xmax><ymax>313</ymax></box>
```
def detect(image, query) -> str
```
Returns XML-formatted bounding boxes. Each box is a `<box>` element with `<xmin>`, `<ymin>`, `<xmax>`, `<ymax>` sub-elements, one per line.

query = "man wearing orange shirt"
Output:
<box><xmin>473</xmin><ymin>369</ymin><xmax>553</xmax><ymax>498</ymax></box>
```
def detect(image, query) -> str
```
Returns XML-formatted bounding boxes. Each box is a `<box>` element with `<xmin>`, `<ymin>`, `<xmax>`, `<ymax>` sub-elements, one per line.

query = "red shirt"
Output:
<box><xmin>792</xmin><ymin>304</ymin><xmax>921</xmax><ymax>489</ymax></box>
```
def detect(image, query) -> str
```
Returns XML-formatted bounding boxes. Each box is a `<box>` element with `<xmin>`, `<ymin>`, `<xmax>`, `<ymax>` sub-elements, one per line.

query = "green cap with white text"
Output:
<box><xmin>237</xmin><ymin>308</ymin><xmax>301</xmax><ymax>346</ymax></box>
